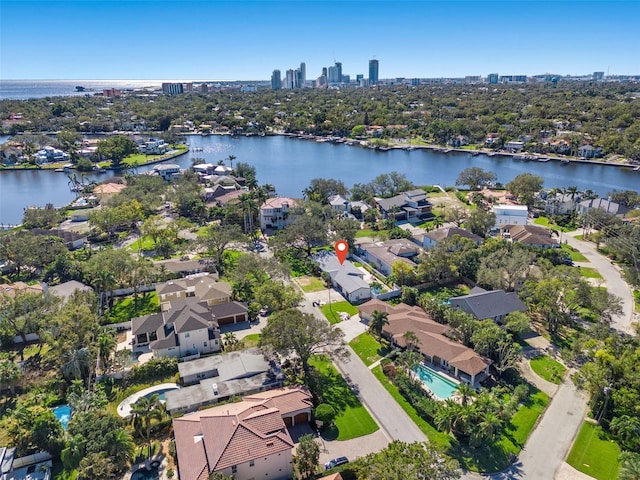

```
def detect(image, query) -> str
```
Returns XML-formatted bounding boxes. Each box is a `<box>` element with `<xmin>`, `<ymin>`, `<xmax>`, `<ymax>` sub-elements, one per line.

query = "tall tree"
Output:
<box><xmin>197</xmin><ymin>223</ymin><xmax>245</xmax><ymax>272</ymax></box>
<box><xmin>96</xmin><ymin>135</ymin><xmax>137</xmax><ymax>168</ymax></box>
<box><xmin>505</xmin><ymin>173</ymin><xmax>544</xmax><ymax>207</ymax></box>
<box><xmin>129</xmin><ymin>393</ymin><xmax>165</xmax><ymax>460</ymax></box>
<box><xmin>294</xmin><ymin>434</ymin><xmax>320</xmax><ymax>479</ymax></box>
<box><xmin>260</xmin><ymin>309</ymin><xmax>349</xmax><ymax>377</ymax></box>
<box><xmin>368</xmin><ymin>310</ymin><xmax>389</xmax><ymax>339</ymax></box>
<box><xmin>455</xmin><ymin>167</ymin><xmax>497</xmax><ymax>190</ymax></box>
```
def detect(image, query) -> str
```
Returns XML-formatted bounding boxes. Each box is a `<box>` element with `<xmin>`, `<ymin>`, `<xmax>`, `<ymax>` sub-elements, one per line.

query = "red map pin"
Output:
<box><xmin>334</xmin><ymin>240</ymin><xmax>349</xmax><ymax>265</ymax></box>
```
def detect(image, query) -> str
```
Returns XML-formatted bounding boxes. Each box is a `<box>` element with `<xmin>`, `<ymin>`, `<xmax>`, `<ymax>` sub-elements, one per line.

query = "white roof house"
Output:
<box><xmin>492</xmin><ymin>204</ymin><xmax>528</xmax><ymax>228</ymax></box>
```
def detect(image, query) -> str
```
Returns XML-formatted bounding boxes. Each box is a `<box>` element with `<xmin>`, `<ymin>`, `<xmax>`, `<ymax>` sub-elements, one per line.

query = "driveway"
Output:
<box><xmin>563</xmin><ymin>231</ymin><xmax>636</xmax><ymax>333</ymax></box>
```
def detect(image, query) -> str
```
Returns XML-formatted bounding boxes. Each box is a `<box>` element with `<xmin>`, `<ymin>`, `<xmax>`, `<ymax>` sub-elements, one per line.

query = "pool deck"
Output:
<box><xmin>117</xmin><ymin>383</ymin><xmax>180</xmax><ymax>418</ymax></box>
<box><xmin>412</xmin><ymin>363</ymin><xmax>462</xmax><ymax>401</ymax></box>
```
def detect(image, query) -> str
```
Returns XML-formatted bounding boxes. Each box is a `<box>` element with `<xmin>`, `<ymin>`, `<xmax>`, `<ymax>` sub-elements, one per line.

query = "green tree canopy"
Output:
<box><xmin>96</xmin><ymin>135</ymin><xmax>137</xmax><ymax>168</ymax></box>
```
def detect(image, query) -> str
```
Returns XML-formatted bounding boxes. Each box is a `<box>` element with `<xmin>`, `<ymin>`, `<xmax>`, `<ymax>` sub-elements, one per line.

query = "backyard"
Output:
<box><xmin>294</xmin><ymin>276</ymin><xmax>327</xmax><ymax>293</ymax></box>
<box><xmin>320</xmin><ymin>301</ymin><xmax>359</xmax><ymax>325</ymax></box>
<box><xmin>349</xmin><ymin>333</ymin><xmax>391</xmax><ymax>366</ymax></box>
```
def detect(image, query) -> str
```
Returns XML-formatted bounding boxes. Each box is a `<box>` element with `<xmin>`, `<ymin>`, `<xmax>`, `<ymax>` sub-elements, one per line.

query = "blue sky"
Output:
<box><xmin>1</xmin><ymin>1</ymin><xmax>639</xmax><ymax>80</ymax></box>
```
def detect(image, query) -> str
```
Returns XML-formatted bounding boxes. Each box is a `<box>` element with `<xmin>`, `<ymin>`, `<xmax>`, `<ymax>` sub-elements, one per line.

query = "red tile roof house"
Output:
<box><xmin>358</xmin><ymin>300</ymin><xmax>491</xmax><ymax>387</ymax></box>
<box><xmin>173</xmin><ymin>387</ymin><xmax>312</xmax><ymax>480</ymax></box>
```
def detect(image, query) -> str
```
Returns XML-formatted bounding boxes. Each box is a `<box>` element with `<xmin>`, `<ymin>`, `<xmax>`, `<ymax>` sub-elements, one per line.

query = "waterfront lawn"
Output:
<box><xmin>349</xmin><ymin>333</ymin><xmax>390</xmax><ymax>366</ymax></box>
<box><xmin>103</xmin><ymin>291</ymin><xmax>159</xmax><ymax>324</ymax></box>
<box><xmin>567</xmin><ymin>422</ymin><xmax>620</xmax><ymax>480</ymax></box>
<box><xmin>295</xmin><ymin>276</ymin><xmax>327</xmax><ymax>293</ymax></box>
<box><xmin>309</xmin><ymin>355</ymin><xmax>378</xmax><ymax>440</ymax></box>
<box><xmin>578</xmin><ymin>266</ymin><xmax>603</xmax><ymax>279</ymax></box>
<box><xmin>320</xmin><ymin>301</ymin><xmax>359</xmax><ymax>324</ymax></box>
<box><xmin>560</xmin><ymin>243</ymin><xmax>588</xmax><ymax>262</ymax></box>
<box><xmin>530</xmin><ymin>355</ymin><xmax>567</xmax><ymax>384</ymax></box>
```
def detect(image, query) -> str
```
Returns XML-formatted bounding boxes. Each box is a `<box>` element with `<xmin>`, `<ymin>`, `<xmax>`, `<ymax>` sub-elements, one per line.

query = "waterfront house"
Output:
<box><xmin>549</xmin><ymin>139</ymin><xmax>571</xmax><ymax>155</ymax></box>
<box><xmin>358</xmin><ymin>300</ymin><xmax>490</xmax><ymax>386</ymax></box>
<box><xmin>357</xmin><ymin>239</ymin><xmax>419</xmax><ymax>276</ymax></box>
<box><xmin>138</xmin><ymin>138</ymin><xmax>168</xmax><ymax>155</ymax></box>
<box><xmin>374</xmin><ymin>189</ymin><xmax>433</xmax><ymax>223</ymax></box>
<box><xmin>93</xmin><ymin>182</ymin><xmax>126</xmax><ymax>203</ymax></box>
<box><xmin>165</xmin><ymin>348</ymin><xmax>284</xmax><ymax>413</ymax></box>
<box><xmin>328</xmin><ymin>194</ymin><xmax>350</xmax><ymax>213</ymax></box>
<box><xmin>172</xmin><ymin>387</ymin><xmax>312</xmax><ymax>480</ymax></box>
<box><xmin>314</xmin><ymin>251</ymin><xmax>371</xmax><ymax>304</ymax></box>
<box><xmin>541</xmin><ymin>191</ymin><xmax>582</xmax><ymax>215</ymax></box>
<box><xmin>154</xmin><ymin>164</ymin><xmax>181</xmax><ymax>181</ymax></box>
<box><xmin>578</xmin><ymin>198</ymin><xmax>631</xmax><ymax>217</ymax></box>
<box><xmin>577</xmin><ymin>144</ymin><xmax>602</xmax><ymax>158</ymax></box>
<box><xmin>259</xmin><ymin>197</ymin><xmax>298</xmax><ymax>231</ymax></box>
<box><xmin>416</xmin><ymin>226</ymin><xmax>482</xmax><ymax>249</ymax></box>
<box><xmin>504</xmin><ymin>141</ymin><xmax>525</xmax><ymax>152</ymax></box>
<box><xmin>450</xmin><ymin>287</ymin><xmax>527</xmax><ymax>323</ymax></box>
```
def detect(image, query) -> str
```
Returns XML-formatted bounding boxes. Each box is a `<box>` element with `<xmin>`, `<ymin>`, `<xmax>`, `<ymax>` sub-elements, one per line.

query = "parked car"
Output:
<box><xmin>324</xmin><ymin>457</ymin><xmax>349</xmax><ymax>470</ymax></box>
<box><xmin>259</xmin><ymin>306</ymin><xmax>270</xmax><ymax>316</ymax></box>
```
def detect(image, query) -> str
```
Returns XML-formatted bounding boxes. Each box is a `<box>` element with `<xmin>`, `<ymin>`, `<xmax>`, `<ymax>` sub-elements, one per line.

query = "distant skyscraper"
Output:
<box><xmin>488</xmin><ymin>73</ymin><xmax>499</xmax><ymax>84</ymax></box>
<box><xmin>593</xmin><ymin>71</ymin><xmax>604</xmax><ymax>81</ymax></box>
<box><xmin>300</xmin><ymin>62</ymin><xmax>306</xmax><ymax>83</ymax></box>
<box><xmin>295</xmin><ymin>68</ymin><xmax>303</xmax><ymax>88</ymax></box>
<box><xmin>271</xmin><ymin>69</ymin><xmax>282</xmax><ymax>90</ymax></box>
<box><xmin>328</xmin><ymin>65</ymin><xmax>340</xmax><ymax>84</ymax></box>
<box><xmin>369</xmin><ymin>59</ymin><xmax>379</xmax><ymax>85</ymax></box>
<box><xmin>322</xmin><ymin>67</ymin><xmax>328</xmax><ymax>78</ymax></box>
<box><xmin>342</xmin><ymin>74</ymin><xmax>350</xmax><ymax>84</ymax></box>
<box><xmin>162</xmin><ymin>83</ymin><xmax>184</xmax><ymax>95</ymax></box>
<box><xmin>335</xmin><ymin>62</ymin><xmax>343</xmax><ymax>83</ymax></box>
<box><xmin>285</xmin><ymin>69</ymin><xmax>295</xmax><ymax>89</ymax></box>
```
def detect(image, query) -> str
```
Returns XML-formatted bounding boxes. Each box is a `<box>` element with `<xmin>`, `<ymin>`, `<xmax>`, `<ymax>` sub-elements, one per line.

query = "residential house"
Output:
<box><xmin>47</xmin><ymin>280</ymin><xmax>92</xmax><ymax>303</ymax></box>
<box><xmin>541</xmin><ymin>192</ymin><xmax>582</xmax><ymax>215</ymax></box>
<box><xmin>153</xmin><ymin>164</ymin><xmax>181</xmax><ymax>181</ymax></box>
<box><xmin>578</xmin><ymin>198</ymin><xmax>631</xmax><ymax>218</ymax></box>
<box><xmin>314</xmin><ymin>252</ymin><xmax>371</xmax><ymax>303</ymax></box>
<box><xmin>492</xmin><ymin>204</ymin><xmax>528</xmax><ymax>229</ymax></box>
<box><xmin>504</xmin><ymin>141</ymin><xmax>525</xmax><ymax>152</ymax></box>
<box><xmin>578</xmin><ymin>144</ymin><xmax>602</xmax><ymax>158</ymax></box>
<box><xmin>358</xmin><ymin>300</ymin><xmax>490</xmax><ymax>386</ymax></box>
<box><xmin>357</xmin><ymin>239</ymin><xmax>419</xmax><ymax>276</ymax></box>
<box><xmin>450</xmin><ymin>287</ymin><xmax>527</xmax><ymax>323</ymax></box>
<box><xmin>93</xmin><ymin>182</ymin><xmax>126</xmax><ymax>203</ymax></box>
<box><xmin>504</xmin><ymin>224</ymin><xmax>559</xmax><ymax>248</ymax></box>
<box><xmin>0</xmin><ymin>282</ymin><xmax>44</xmax><ymax>297</ymax></box>
<box><xmin>172</xmin><ymin>387</ymin><xmax>312</xmax><ymax>480</ymax></box>
<box><xmin>549</xmin><ymin>139</ymin><xmax>571</xmax><ymax>155</ymax></box>
<box><xmin>259</xmin><ymin>197</ymin><xmax>298</xmax><ymax>231</ymax></box>
<box><xmin>0</xmin><ymin>447</ymin><xmax>52</xmax><ymax>480</ymax></box>
<box><xmin>328</xmin><ymin>195</ymin><xmax>350</xmax><ymax>213</ymax></box>
<box><xmin>416</xmin><ymin>227</ymin><xmax>482</xmax><ymax>249</ymax></box>
<box><xmin>165</xmin><ymin>348</ymin><xmax>284</xmax><ymax>413</ymax></box>
<box><xmin>375</xmin><ymin>189</ymin><xmax>433</xmax><ymax>223</ymax></box>
<box><xmin>138</xmin><ymin>138</ymin><xmax>168</xmax><ymax>155</ymax></box>
<box><xmin>34</xmin><ymin>146</ymin><xmax>69</xmax><ymax>163</ymax></box>
<box><xmin>31</xmin><ymin>229</ymin><xmax>87</xmax><ymax>250</ymax></box>
<box><xmin>153</xmin><ymin>258</ymin><xmax>218</xmax><ymax>278</ymax></box>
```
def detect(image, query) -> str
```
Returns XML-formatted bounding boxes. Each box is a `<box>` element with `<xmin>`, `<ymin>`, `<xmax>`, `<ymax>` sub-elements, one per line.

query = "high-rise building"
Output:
<box><xmin>328</xmin><ymin>66</ymin><xmax>340</xmax><ymax>84</ymax></box>
<box><xmin>487</xmin><ymin>73</ymin><xmax>499</xmax><ymax>84</ymax></box>
<box><xmin>271</xmin><ymin>69</ymin><xmax>282</xmax><ymax>90</ymax></box>
<box><xmin>162</xmin><ymin>83</ymin><xmax>184</xmax><ymax>95</ymax></box>
<box><xmin>342</xmin><ymin>74</ymin><xmax>350</xmax><ymax>84</ymax></box>
<box><xmin>285</xmin><ymin>69</ymin><xmax>295</xmax><ymax>89</ymax></box>
<box><xmin>593</xmin><ymin>71</ymin><xmax>604</xmax><ymax>81</ymax></box>
<box><xmin>300</xmin><ymin>62</ymin><xmax>306</xmax><ymax>83</ymax></box>
<box><xmin>335</xmin><ymin>62</ymin><xmax>343</xmax><ymax>83</ymax></box>
<box><xmin>369</xmin><ymin>59</ymin><xmax>379</xmax><ymax>85</ymax></box>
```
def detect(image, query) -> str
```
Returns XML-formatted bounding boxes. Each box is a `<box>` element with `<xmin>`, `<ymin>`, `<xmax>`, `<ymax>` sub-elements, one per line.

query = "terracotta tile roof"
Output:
<box><xmin>173</xmin><ymin>388</ymin><xmax>311</xmax><ymax>480</ymax></box>
<box><xmin>260</xmin><ymin>197</ymin><xmax>298</xmax><ymax>210</ymax></box>
<box><xmin>93</xmin><ymin>182</ymin><xmax>126</xmax><ymax>195</ymax></box>
<box><xmin>0</xmin><ymin>282</ymin><xmax>44</xmax><ymax>297</ymax></box>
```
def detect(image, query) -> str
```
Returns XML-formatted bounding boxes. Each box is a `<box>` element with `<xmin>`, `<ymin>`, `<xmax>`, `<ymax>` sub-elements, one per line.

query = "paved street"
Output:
<box><xmin>563</xmin><ymin>231</ymin><xmax>636</xmax><ymax>333</ymax></box>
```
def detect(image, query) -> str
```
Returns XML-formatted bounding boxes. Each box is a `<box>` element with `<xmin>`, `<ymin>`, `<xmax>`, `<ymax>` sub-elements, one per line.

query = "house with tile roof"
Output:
<box><xmin>358</xmin><ymin>300</ymin><xmax>490</xmax><ymax>386</ymax></box>
<box><xmin>415</xmin><ymin>226</ymin><xmax>482</xmax><ymax>250</ymax></box>
<box><xmin>259</xmin><ymin>197</ymin><xmax>298</xmax><ymax>231</ymax></box>
<box><xmin>503</xmin><ymin>224</ymin><xmax>559</xmax><ymax>249</ymax></box>
<box><xmin>172</xmin><ymin>387</ymin><xmax>312</xmax><ymax>480</ymax></box>
<box><xmin>450</xmin><ymin>287</ymin><xmax>527</xmax><ymax>323</ymax></box>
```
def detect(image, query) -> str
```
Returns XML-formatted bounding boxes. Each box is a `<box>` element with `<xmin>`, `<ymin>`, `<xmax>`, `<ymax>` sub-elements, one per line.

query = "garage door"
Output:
<box><xmin>294</xmin><ymin>412</ymin><xmax>309</xmax><ymax>425</ymax></box>
<box><xmin>217</xmin><ymin>315</ymin><xmax>234</xmax><ymax>325</ymax></box>
<box><xmin>283</xmin><ymin>416</ymin><xmax>293</xmax><ymax>427</ymax></box>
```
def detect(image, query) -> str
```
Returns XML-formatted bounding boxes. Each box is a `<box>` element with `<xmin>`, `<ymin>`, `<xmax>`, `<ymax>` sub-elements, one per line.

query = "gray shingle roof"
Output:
<box><xmin>450</xmin><ymin>290</ymin><xmax>527</xmax><ymax>320</ymax></box>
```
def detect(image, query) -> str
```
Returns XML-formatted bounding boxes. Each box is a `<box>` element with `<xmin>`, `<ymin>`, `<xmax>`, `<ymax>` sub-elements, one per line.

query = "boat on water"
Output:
<box><xmin>538</xmin><ymin>157</ymin><xmax>550</xmax><ymax>162</ymax></box>
<box><xmin>632</xmin><ymin>165</ymin><xmax>640</xmax><ymax>171</ymax></box>
<box><xmin>513</xmin><ymin>154</ymin><xmax>526</xmax><ymax>161</ymax></box>
<box><xmin>561</xmin><ymin>158</ymin><xmax>570</xmax><ymax>165</ymax></box>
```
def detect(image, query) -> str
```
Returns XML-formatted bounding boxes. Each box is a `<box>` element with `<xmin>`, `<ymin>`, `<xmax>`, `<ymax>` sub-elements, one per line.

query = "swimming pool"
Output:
<box><xmin>52</xmin><ymin>404</ymin><xmax>71</xmax><ymax>430</ymax></box>
<box><xmin>412</xmin><ymin>364</ymin><xmax>458</xmax><ymax>400</ymax></box>
<box><xmin>143</xmin><ymin>386</ymin><xmax>178</xmax><ymax>401</ymax></box>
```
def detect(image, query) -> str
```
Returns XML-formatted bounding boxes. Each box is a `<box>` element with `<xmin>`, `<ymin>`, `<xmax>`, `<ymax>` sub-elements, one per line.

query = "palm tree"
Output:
<box><xmin>223</xmin><ymin>332</ymin><xmax>240</xmax><ymax>351</ymax></box>
<box><xmin>619</xmin><ymin>452</ymin><xmax>640</xmax><ymax>480</ymax></box>
<box><xmin>474</xmin><ymin>411</ymin><xmax>503</xmax><ymax>443</ymax></box>
<box><xmin>402</xmin><ymin>330</ymin><xmax>420</xmax><ymax>352</ymax></box>
<box><xmin>227</xmin><ymin>154</ymin><xmax>236</xmax><ymax>169</ymax></box>
<box><xmin>368</xmin><ymin>310</ymin><xmax>389</xmax><ymax>339</ymax></box>
<box><xmin>108</xmin><ymin>429</ymin><xmax>135</xmax><ymax>469</ymax></box>
<box><xmin>455</xmin><ymin>383</ymin><xmax>476</xmax><ymax>407</ymax></box>
<box><xmin>129</xmin><ymin>394</ymin><xmax>165</xmax><ymax>461</ymax></box>
<box><xmin>97</xmin><ymin>330</ymin><xmax>117</xmax><ymax>372</ymax></box>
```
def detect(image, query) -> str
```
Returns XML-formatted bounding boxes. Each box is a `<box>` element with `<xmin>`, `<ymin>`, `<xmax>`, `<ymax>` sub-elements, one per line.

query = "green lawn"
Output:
<box><xmin>295</xmin><ymin>276</ymin><xmax>327</xmax><ymax>293</ymax></box>
<box><xmin>533</xmin><ymin>216</ymin><xmax>576</xmax><ymax>233</ymax></box>
<box><xmin>320</xmin><ymin>301</ymin><xmax>359</xmax><ymax>324</ymax></box>
<box><xmin>349</xmin><ymin>333</ymin><xmax>390</xmax><ymax>366</ymax></box>
<box><xmin>309</xmin><ymin>356</ymin><xmax>379</xmax><ymax>440</ymax></box>
<box><xmin>241</xmin><ymin>333</ymin><xmax>262</xmax><ymax>349</ymax></box>
<box><xmin>634</xmin><ymin>290</ymin><xmax>640</xmax><ymax>312</ymax></box>
<box><xmin>560</xmin><ymin>243</ymin><xmax>588</xmax><ymax>262</ymax></box>
<box><xmin>567</xmin><ymin>422</ymin><xmax>620</xmax><ymax>480</ymax></box>
<box><xmin>529</xmin><ymin>355</ymin><xmax>567</xmax><ymax>384</ymax></box>
<box><xmin>355</xmin><ymin>229</ymin><xmax>389</xmax><ymax>238</ymax></box>
<box><xmin>578</xmin><ymin>266</ymin><xmax>603</xmax><ymax>279</ymax></box>
<box><xmin>103</xmin><ymin>291</ymin><xmax>159</xmax><ymax>324</ymax></box>
<box><xmin>127</xmin><ymin>235</ymin><xmax>156</xmax><ymax>253</ymax></box>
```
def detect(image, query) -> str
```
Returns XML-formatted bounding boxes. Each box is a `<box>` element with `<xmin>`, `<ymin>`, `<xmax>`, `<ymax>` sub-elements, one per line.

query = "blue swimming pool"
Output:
<box><xmin>412</xmin><ymin>364</ymin><xmax>458</xmax><ymax>400</ymax></box>
<box><xmin>52</xmin><ymin>404</ymin><xmax>71</xmax><ymax>430</ymax></box>
<box><xmin>143</xmin><ymin>386</ymin><xmax>179</xmax><ymax>401</ymax></box>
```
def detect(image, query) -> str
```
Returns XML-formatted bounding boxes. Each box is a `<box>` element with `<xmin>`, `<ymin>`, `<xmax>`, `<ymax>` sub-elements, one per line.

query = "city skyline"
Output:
<box><xmin>1</xmin><ymin>1</ymin><xmax>640</xmax><ymax>80</ymax></box>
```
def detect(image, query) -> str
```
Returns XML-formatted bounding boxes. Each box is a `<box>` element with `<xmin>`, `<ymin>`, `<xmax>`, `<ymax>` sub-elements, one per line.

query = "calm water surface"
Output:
<box><xmin>1</xmin><ymin>135</ymin><xmax>638</xmax><ymax>225</ymax></box>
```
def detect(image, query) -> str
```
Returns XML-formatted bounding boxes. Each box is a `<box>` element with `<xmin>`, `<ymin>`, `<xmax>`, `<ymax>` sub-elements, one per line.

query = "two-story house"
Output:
<box><xmin>375</xmin><ymin>189</ymin><xmax>433</xmax><ymax>223</ymax></box>
<box><xmin>259</xmin><ymin>197</ymin><xmax>298</xmax><ymax>231</ymax></box>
